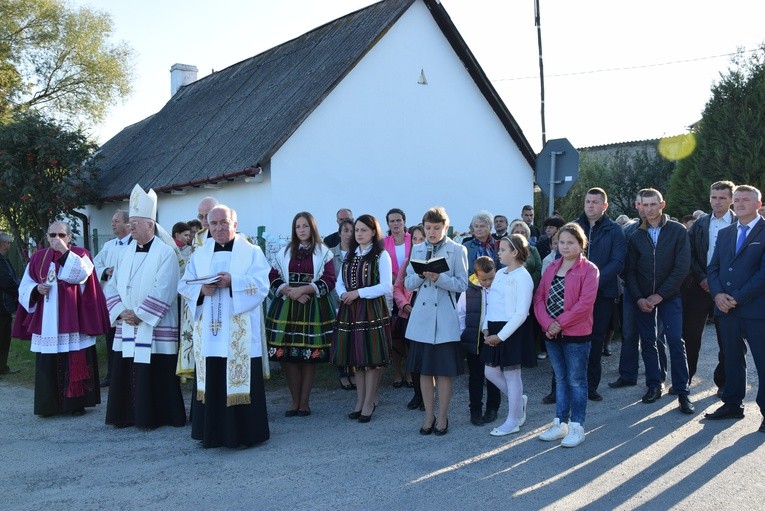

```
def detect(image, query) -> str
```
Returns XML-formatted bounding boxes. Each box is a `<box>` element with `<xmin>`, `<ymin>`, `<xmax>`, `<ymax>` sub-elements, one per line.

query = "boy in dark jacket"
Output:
<box><xmin>457</xmin><ymin>256</ymin><xmax>501</xmax><ymax>425</ymax></box>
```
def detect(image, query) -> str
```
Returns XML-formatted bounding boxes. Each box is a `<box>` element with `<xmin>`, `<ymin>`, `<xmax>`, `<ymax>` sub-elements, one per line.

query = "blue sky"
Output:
<box><xmin>86</xmin><ymin>0</ymin><xmax>765</xmax><ymax>151</ymax></box>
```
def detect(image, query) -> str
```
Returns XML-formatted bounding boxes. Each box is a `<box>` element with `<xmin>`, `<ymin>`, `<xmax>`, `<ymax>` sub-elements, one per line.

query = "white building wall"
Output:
<box><xmin>270</xmin><ymin>0</ymin><xmax>533</xmax><ymax>235</ymax></box>
<box><xmin>85</xmin><ymin>171</ymin><xmax>273</xmax><ymax>250</ymax></box>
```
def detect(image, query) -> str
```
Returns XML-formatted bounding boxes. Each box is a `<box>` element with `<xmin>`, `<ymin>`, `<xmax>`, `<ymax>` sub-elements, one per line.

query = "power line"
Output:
<box><xmin>492</xmin><ymin>48</ymin><xmax>761</xmax><ymax>82</ymax></box>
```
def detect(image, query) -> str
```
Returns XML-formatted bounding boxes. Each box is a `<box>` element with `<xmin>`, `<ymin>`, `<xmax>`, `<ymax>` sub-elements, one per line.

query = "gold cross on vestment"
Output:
<box><xmin>244</xmin><ymin>283</ymin><xmax>259</xmax><ymax>296</ymax></box>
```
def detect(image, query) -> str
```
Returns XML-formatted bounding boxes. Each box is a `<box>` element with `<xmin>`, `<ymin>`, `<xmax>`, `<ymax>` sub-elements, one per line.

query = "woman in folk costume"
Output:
<box><xmin>103</xmin><ymin>184</ymin><xmax>187</xmax><ymax>429</ymax></box>
<box><xmin>332</xmin><ymin>214</ymin><xmax>393</xmax><ymax>423</ymax></box>
<box><xmin>266</xmin><ymin>212</ymin><xmax>336</xmax><ymax>417</ymax></box>
<box><xmin>12</xmin><ymin>221</ymin><xmax>110</xmax><ymax>417</ymax></box>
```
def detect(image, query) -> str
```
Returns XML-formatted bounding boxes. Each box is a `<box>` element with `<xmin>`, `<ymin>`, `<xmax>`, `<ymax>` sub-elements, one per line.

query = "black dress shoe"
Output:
<box><xmin>542</xmin><ymin>392</ymin><xmax>556</xmax><ymax>404</ymax></box>
<box><xmin>704</xmin><ymin>404</ymin><xmax>745</xmax><ymax>420</ymax></box>
<box><xmin>642</xmin><ymin>387</ymin><xmax>662</xmax><ymax>403</ymax></box>
<box><xmin>407</xmin><ymin>396</ymin><xmax>422</xmax><ymax>410</ymax></box>
<box><xmin>678</xmin><ymin>395</ymin><xmax>695</xmax><ymax>414</ymax></box>
<box><xmin>348</xmin><ymin>410</ymin><xmax>362</xmax><ymax>420</ymax></box>
<box><xmin>608</xmin><ymin>378</ymin><xmax>637</xmax><ymax>388</ymax></box>
<box><xmin>358</xmin><ymin>404</ymin><xmax>376</xmax><ymax>423</ymax></box>
<box><xmin>285</xmin><ymin>409</ymin><xmax>299</xmax><ymax>417</ymax></box>
<box><xmin>482</xmin><ymin>409</ymin><xmax>498</xmax><ymax>423</ymax></box>
<box><xmin>434</xmin><ymin>418</ymin><xmax>449</xmax><ymax>436</ymax></box>
<box><xmin>420</xmin><ymin>420</ymin><xmax>435</xmax><ymax>435</ymax></box>
<box><xmin>297</xmin><ymin>409</ymin><xmax>311</xmax><ymax>417</ymax></box>
<box><xmin>470</xmin><ymin>409</ymin><xmax>484</xmax><ymax>426</ymax></box>
<box><xmin>602</xmin><ymin>347</ymin><xmax>612</xmax><ymax>356</ymax></box>
<box><xmin>71</xmin><ymin>408</ymin><xmax>86</xmax><ymax>417</ymax></box>
<box><xmin>588</xmin><ymin>390</ymin><xmax>603</xmax><ymax>402</ymax></box>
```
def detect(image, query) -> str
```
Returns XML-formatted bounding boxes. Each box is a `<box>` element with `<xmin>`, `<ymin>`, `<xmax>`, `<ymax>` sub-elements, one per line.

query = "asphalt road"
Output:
<box><xmin>2</xmin><ymin>325</ymin><xmax>764</xmax><ymax>511</ymax></box>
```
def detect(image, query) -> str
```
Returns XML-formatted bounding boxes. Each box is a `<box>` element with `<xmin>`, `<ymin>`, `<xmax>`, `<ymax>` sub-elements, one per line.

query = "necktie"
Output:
<box><xmin>735</xmin><ymin>225</ymin><xmax>749</xmax><ymax>254</ymax></box>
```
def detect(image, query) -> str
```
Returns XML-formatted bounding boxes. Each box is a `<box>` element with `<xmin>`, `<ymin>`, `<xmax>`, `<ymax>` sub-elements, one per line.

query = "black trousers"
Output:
<box><xmin>682</xmin><ymin>282</ymin><xmax>725</xmax><ymax>388</ymax></box>
<box><xmin>465</xmin><ymin>351</ymin><xmax>500</xmax><ymax>412</ymax></box>
<box><xmin>0</xmin><ymin>313</ymin><xmax>11</xmax><ymax>371</ymax></box>
<box><xmin>588</xmin><ymin>296</ymin><xmax>615</xmax><ymax>392</ymax></box>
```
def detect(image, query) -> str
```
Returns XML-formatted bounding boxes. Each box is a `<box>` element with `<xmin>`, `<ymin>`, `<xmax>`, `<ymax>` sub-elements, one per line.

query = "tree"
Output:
<box><xmin>0</xmin><ymin>0</ymin><xmax>133</xmax><ymax>124</ymax></box>
<box><xmin>0</xmin><ymin>110</ymin><xmax>100</xmax><ymax>259</ymax></box>
<box><xmin>666</xmin><ymin>46</ymin><xmax>765</xmax><ymax>217</ymax></box>
<box><xmin>549</xmin><ymin>147</ymin><xmax>675</xmax><ymax>221</ymax></box>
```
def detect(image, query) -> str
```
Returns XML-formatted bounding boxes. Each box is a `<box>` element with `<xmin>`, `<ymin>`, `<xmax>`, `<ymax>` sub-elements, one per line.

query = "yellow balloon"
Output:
<box><xmin>658</xmin><ymin>133</ymin><xmax>696</xmax><ymax>161</ymax></box>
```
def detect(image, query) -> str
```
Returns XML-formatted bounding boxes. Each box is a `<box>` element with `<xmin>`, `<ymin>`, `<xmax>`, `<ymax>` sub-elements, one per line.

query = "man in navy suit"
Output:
<box><xmin>706</xmin><ymin>185</ymin><xmax>765</xmax><ymax>433</ymax></box>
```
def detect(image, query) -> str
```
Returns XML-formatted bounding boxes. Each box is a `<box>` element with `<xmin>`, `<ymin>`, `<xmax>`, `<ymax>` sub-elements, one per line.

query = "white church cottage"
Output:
<box><xmin>85</xmin><ymin>0</ymin><xmax>536</xmax><ymax>247</ymax></box>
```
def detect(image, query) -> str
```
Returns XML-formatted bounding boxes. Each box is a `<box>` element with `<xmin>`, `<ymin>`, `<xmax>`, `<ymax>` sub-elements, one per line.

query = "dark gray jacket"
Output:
<box><xmin>688</xmin><ymin>211</ymin><xmax>736</xmax><ymax>284</ymax></box>
<box><xmin>625</xmin><ymin>215</ymin><xmax>690</xmax><ymax>303</ymax></box>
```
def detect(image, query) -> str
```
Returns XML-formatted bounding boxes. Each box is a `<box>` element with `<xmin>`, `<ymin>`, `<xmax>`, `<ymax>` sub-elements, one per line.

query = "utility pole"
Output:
<box><xmin>535</xmin><ymin>0</ymin><xmax>546</xmax><ymax>147</ymax></box>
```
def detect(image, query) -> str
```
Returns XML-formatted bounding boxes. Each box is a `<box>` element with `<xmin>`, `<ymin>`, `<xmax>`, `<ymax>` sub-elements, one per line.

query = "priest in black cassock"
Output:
<box><xmin>179</xmin><ymin>204</ymin><xmax>271</xmax><ymax>448</ymax></box>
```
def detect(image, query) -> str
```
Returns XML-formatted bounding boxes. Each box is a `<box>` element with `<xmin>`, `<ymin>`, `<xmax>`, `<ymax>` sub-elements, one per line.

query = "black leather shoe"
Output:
<box><xmin>678</xmin><ymin>395</ymin><xmax>695</xmax><ymax>414</ymax></box>
<box><xmin>542</xmin><ymin>392</ymin><xmax>556</xmax><ymax>404</ymax></box>
<box><xmin>297</xmin><ymin>409</ymin><xmax>311</xmax><ymax>417</ymax></box>
<box><xmin>482</xmin><ymin>409</ymin><xmax>498</xmax><ymax>423</ymax></box>
<box><xmin>434</xmin><ymin>418</ymin><xmax>449</xmax><ymax>436</ymax></box>
<box><xmin>358</xmin><ymin>404</ymin><xmax>376</xmax><ymax>423</ymax></box>
<box><xmin>470</xmin><ymin>409</ymin><xmax>484</xmax><ymax>426</ymax></box>
<box><xmin>602</xmin><ymin>347</ymin><xmax>612</xmax><ymax>356</ymax></box>
<box><xmin>608</xmin><ymin>378</ymin><xmax>637</xmax><ymax>388</ymax></box>
<box><xmin>285</xmin><ymin>409</ymin><xmax>299</xmax><ymax>417</ymax></box>
<box><xmin>642</xmin><ymin>387</ymin><xmax>662</xmax><ymax>403</ymax></box>
<box><xmin>704</xmin><ymin>404</ymin><xmax>745</xmax><ymax>420</ymax></box>
<box><xmin>407</xmin><ymin>396</ymin><xmax>422</xmax><ymax>410</ymax></box>
<box><xmin>420</xmin><ymin>418</ymin><xmax>435</xmax><ymax>435</ymax></box>
<box><xmin>588</xmin><ymin>390</ymin><xmax>603</xmax><ymax>402</ymax></box>
<box><xmin>348</xmin><ymin>410</ymin><xmax>362</xmax><ymax>420</ymax></box>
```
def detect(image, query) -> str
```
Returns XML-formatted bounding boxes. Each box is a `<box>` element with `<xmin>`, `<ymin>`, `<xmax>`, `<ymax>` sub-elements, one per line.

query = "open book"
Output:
<box><xmin>184</xmin><ymin>274</ymin><xmax>222</xmax><ymax>285</ymax></box>
<box><xmin>409</xmin><ymin>256</ymin><xmax>450</xmax><ymax>275</ymax></box>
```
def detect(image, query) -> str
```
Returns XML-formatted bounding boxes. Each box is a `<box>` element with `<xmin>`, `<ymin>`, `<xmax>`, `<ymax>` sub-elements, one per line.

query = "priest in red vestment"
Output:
<box><xmin>12</xmin><ymin>221</ymin><xmax>110</xmax><ymax>416</ymax></box>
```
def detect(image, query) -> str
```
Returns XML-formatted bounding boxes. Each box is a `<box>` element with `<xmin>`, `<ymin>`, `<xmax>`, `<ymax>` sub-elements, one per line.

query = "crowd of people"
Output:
<box><xmin>2</xmin><ymin>180</ymin><xmax>765</xmax><ymax>450</ymax></box>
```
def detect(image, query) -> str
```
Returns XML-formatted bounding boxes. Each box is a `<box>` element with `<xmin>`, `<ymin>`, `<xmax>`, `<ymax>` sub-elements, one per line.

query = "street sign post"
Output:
<box><xmin>535</xmin><ymin>138</ymin><xmax>579</xmax><ymax>216</ymax></box>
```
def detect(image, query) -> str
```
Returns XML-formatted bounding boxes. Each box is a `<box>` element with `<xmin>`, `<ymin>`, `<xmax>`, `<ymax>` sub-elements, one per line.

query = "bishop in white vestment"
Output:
<box><xmin>103</xmin><ymin>185</ymin><xmax>186</xmax><ymax>429</ymax></box>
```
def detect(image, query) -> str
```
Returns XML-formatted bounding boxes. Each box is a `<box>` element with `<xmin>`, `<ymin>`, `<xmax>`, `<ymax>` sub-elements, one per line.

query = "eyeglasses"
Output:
<box><xmin>48</xmin><ymin>233</ymin><xmax>68</xmax><ymax>238</ymax></box>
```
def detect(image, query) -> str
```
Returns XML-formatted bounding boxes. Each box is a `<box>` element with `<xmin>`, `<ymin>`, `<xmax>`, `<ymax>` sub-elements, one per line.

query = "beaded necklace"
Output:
<box><xmin>210</xmin><ymin>289</ymin><xmax>222</xmax><ymax>336</ymax></box>
<box><xmin>37</xmin><ymin>248</ymin><xmax>57</xmax><ymax>302</ymax></box>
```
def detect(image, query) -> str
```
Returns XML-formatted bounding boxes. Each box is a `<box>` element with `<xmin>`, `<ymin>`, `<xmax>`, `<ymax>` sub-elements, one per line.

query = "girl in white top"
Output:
<box><xmin>482</xmin><ymin>235</ymin><xmax>535</xmax><ymax>436</ymax></box>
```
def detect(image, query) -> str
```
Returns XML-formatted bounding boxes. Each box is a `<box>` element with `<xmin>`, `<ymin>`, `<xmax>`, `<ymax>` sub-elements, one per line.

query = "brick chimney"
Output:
<box><xmin>170</xmin><ymin>63</ymin><xmax>198</xmax><ymax>96</ymax></box>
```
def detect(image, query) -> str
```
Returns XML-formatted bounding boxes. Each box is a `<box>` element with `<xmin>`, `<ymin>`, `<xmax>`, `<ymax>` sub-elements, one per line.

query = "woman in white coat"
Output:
<box><xmin>405</xmin><ymin>207</ymin><xmax>468</xmax><ymax>436</ymax></box>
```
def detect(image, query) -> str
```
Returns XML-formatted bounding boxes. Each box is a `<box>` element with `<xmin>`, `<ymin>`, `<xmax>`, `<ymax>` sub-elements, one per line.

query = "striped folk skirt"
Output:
<box><xmin>331</xmin><ymin>296</ymin><xmax>392</xmax><ymax>370</ymax></box>
<box><xmin>265</xmin><ymin>294</ymin><xmax>336</xmax><ymax>364</ymax></box>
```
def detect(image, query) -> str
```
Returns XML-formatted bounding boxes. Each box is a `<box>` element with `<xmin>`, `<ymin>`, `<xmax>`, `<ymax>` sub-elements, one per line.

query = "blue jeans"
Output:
<box><xmin>546</xmin><ymin>340</ymin><xmax>590</xmax><ymax>424</ymax></box>
<box><xmin>635</xmin><ymin>295</ymin><xmax>689</xmax><ymax>394</ymax></box>
<box><xmin>619</xmin><ymin>294</ymin><xmax>667</xmax><ymax>383</ymax></box>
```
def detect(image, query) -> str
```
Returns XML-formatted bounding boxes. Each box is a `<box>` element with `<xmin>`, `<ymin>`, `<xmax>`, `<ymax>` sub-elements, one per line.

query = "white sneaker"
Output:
<box><xmin>537</xmin><ymin>352</ymin><xmax>548</xmax><ymax>359</ymax></box>
<box><xmin>561</xmin><ymin>422</ymin><xmax>585</xmax><ymax>448</ymax></box>
<box><xmin>517</xmin><ymin>394</ymin><xmax>528</xmax><ymax>426</ymax></box>
<box><xmin>539</xmin><ymin>418</ymin><xmax>568</xmax><ymax>441</ymax></box>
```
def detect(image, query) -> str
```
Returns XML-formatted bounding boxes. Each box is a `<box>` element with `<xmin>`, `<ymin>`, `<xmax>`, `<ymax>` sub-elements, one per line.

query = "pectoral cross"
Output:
<box><xmin>210</xmin><ymin>318</ymin><xmax>222</xmax><ymax>336</ymax></box>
